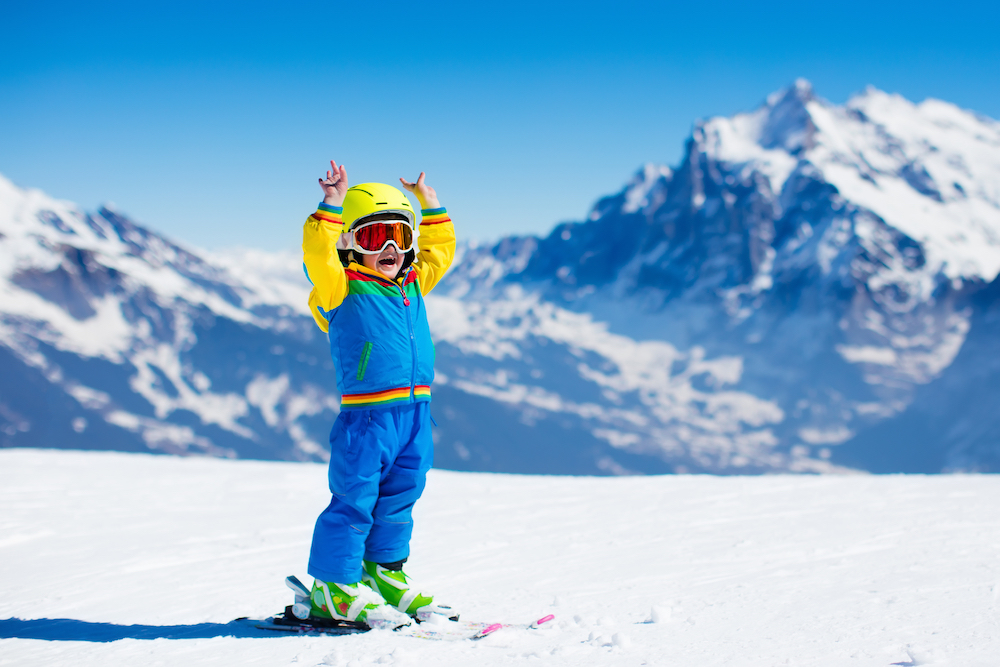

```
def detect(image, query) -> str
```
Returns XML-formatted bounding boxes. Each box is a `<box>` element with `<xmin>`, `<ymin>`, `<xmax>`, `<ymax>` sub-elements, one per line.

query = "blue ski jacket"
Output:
<box><xmin>302</xmin><ymin>203</ymin><xmax>455</xmax><ymax>410</ymax></box>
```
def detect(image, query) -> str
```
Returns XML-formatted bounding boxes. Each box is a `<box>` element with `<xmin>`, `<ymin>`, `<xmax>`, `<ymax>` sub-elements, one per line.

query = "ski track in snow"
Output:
<box><xmin>1</xmin><ymin>449</ymin><xmax>998</xmax><ymax>666</ymax></box>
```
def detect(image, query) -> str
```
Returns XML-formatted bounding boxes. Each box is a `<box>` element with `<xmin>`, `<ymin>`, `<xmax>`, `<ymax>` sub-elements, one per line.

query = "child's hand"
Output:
<box><xmin>319</xmin><ymin>160</ymin><xmax>349</xmax><ymax>206</ymax></box>
<box><xmin>399</xmin><ymin>172</ymin><xmax>441</xmax><ymax>210</ymax></box>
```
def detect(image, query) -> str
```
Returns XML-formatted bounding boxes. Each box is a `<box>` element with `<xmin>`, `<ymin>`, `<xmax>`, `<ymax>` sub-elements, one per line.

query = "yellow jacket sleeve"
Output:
<box><xmin>413</xmin><ymin>207</ymin><xmax>456</xmax><ymax>295</ymax></box>
<box><xmin>303</xmin><ymin>203</ymin><xmax>347</xmax><ymax>333</ymax></box>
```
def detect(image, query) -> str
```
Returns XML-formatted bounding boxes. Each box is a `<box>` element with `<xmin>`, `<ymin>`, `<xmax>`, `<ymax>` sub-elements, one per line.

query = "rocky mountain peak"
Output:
<box><xmin>758</xmin><ymin>78</ymin><xmax>819</xmax><ymax>154</ymax></box>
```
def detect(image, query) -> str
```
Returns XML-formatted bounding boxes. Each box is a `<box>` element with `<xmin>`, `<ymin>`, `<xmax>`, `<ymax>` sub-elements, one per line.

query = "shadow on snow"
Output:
<box><xmin>0</xmin><ymin>616</ymin><xmax>285</xmax><ymax>642</ymax></box>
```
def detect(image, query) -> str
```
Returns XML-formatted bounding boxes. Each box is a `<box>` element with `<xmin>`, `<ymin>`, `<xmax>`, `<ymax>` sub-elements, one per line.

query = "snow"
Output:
<box><xmin>2</xmin><ymin>448</ymin><xmax>999</xmax><ymax>666</ymax></box>
<box><xmin>0</xmin><ymin>174</ymin><xmax>301</xmax><ymax>336</ymax></box>
<box><xmin>0</xmin><ymin>289</ymin><xmax>134</xmax><ymax>362</ymax></box>
<box><xmin>426</xmin><ymin>290</ymin><xmax>793</xmax><ymax>470</ymax></box>
<box><xmin>621</xmin><ymin>163</ymin><xmax>673</xmax><ymax>214</ymax></box>
<box><xmin>836</xmin><ymin>345</ymin><xmax>899</xmax><ymax>366</ymax></box>
<box><xmin>129</xmin><ymin>344</ymin><xmax>253</xmax><ymax>437</ymax></box>
<box><xmin>698</xmin><ymin>82</ymin><xmax>1000</xmax><ymax>284</ymax></box>
<box><xmin>0</xmin><ymin>173</ymin><xmax>346</xmax><ymax>460</ymax></box>
<box><xmin>207</xmin><ymin>246</ymin><xmax>311</xmax><ymax>314</ymax></box>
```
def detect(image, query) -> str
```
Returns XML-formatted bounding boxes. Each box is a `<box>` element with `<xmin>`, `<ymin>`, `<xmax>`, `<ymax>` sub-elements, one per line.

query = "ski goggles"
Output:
<box><xmin>350</xmin><ymin>220</ymin><xmax>415</xmax><ymax>255</ymax></box>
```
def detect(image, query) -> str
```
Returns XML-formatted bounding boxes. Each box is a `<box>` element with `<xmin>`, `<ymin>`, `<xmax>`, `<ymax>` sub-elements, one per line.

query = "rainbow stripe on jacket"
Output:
<box><xmin>341</xmin><ymin>385</ymin><xmax>432</xmax><ymax>409</ymax></box>
<box><xmin>314</xmin><ymin>202</ymin><xmax>343</xmax><ymax>226</ymax></box>
<box><xmin>419</xmin><ymin>208</ymin><xmax>451</xmax><ymax>225</ymax></box>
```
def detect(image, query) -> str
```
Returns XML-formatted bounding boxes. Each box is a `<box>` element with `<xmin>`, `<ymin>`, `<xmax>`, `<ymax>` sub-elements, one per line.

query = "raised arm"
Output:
<box><xmin>400</xmin><ymin>172</ymin><xmax>456</xmax><ymax>295</ymax></box>
<box><xmin>304</xmin><ymin>160</ymin><xmax>350</xmax><ymax>332</ymax></box>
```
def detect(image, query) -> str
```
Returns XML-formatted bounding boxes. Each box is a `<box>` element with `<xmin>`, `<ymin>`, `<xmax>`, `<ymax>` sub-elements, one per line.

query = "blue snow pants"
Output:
<box><xmin>308</xmin><ymin>402</ymin><xmax>434</xmax><ymax>584</ymax></box>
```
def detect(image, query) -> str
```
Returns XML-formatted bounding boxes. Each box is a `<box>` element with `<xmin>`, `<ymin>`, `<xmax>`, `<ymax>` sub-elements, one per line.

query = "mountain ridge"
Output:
<box><xmin>431</xmin><ymin>80</ymin><xmax>1000</xmax><ymax>472</ymax></box>
<box><xmin>2</xmin><ymin>80</ymin><xmax>999</xmax><ymax>473</ymax></box>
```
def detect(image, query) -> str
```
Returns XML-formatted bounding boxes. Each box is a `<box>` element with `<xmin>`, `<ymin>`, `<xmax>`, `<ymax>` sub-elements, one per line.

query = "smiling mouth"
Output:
<box><xmin>379</xmin><ymin>256</ymin><xmax>397</xmax><ymax>266</ymax></box>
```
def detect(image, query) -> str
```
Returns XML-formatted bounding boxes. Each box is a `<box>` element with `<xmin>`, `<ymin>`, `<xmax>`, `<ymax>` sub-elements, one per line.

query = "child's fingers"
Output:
<box><xmin>324</xmin><ymin>160</ymin><xmax>348</xmax><ymax>187</ymax></box>
<box><xmin>416</xmin><ymin>172</ymin><xmax>426</xmax><ymax>186</ymax></box>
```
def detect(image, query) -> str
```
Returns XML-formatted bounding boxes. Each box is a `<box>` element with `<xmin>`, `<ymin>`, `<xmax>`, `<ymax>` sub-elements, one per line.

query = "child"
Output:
<box><xmin>300</xmin><ymin>160</ymin><xmax>456</xmax><ymax>629</ymax></box>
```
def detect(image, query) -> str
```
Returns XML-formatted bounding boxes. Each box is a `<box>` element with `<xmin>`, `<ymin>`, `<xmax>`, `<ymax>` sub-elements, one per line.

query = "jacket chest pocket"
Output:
<box><xmin>356</xmin><ymin>341</ymin><xmax>373</xmax><ymax>381</ymax></box>
<box><xmin>345</xmin><ymin>330</ymin><xmax>409</xmax><ymax>389</ymax></box>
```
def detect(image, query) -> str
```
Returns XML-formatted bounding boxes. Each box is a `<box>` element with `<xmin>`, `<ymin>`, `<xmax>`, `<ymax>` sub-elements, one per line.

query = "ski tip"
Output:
<box><xmin>531</xmin><ymin>614</ymin><xmax>555</xmax><ymax>629</ymax></box>
<box><xmin>475</xmin><ymin>623</ymin><xmax>503</xmax><ymax>639</ymax></box>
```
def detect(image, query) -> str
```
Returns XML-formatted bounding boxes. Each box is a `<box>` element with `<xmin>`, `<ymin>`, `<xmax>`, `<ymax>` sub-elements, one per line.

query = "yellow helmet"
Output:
<box><xmin>342</xmin><ymin>182</ymin><xmax>415</xmax><ymax>230</ymax></box>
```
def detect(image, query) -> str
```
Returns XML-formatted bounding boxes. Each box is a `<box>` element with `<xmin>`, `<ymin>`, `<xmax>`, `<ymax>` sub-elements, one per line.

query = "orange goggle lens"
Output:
<box><xmin>352</xmin><ymin>221</ymin><xmax>414</xmax><ymax>254</ymax></box>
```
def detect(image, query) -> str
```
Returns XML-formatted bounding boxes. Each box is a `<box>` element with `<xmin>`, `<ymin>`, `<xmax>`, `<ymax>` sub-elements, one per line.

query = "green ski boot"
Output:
<box><xmin>362</xmin><ymin>560</ymin><xmax>459</xmax><ymax>620</ymax></box>
<box><xmin>308</xmin><ymin>578</ymin><xmax>411</xmax><ymax>629</ymax></box>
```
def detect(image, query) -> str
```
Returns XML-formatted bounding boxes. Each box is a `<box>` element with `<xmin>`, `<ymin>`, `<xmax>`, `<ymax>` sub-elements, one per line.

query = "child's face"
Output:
<box><xmin>361</xmin><ymin>244</ymin><xmax>404</xmax><ymax>280</ymax></box>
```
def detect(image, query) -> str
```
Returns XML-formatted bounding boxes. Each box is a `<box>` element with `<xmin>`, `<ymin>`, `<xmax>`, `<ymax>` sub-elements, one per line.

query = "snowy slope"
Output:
<box><xmin>1</xmin><ymin>449</ymin><xmax>999</xmax><ymax>666</ymax></box>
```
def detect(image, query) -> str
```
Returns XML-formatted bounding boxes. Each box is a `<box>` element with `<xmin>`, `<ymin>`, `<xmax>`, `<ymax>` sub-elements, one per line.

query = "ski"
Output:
<box><xmin>247</xmin><ymin>606</ymin><xmax>369</xmax><ymax>636</ymax></box>
<box><xmin>242</xmin><ymin>574</ymin><xmax>555</xmax><ymax>641</ymax></box>
<box><xmin>245</xmin><ymin>606</ymin><xmax>555</xmax><ymax>641</ymax></box>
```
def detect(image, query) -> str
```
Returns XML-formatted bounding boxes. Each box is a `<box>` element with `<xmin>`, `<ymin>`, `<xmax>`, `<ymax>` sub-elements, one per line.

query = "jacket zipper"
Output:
<box><xmin>369</xmin><ymin>269</ymin><xmax>418</xmax><ymax>402</ymax></box>
<box><xmin>399</xmin><ymin>271</ymin><xmax>417</xmax><ymax>399</ymax></box>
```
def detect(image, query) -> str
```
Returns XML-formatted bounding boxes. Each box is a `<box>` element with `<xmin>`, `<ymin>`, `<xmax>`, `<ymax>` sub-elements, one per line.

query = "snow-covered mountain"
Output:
<box><xmin>0</xmin><ymin>175</ymin><xmax>336</xmax><ymax>461</ymax></box>
<box><xmin>428</xmin><ymin>80</ymin><xmax>1000</xmax><ymax>473</ymax></box>
<box><xmin>2</xmin><ymin>80</ymin><xmax>999</xmax><ymax>473</ymax></box>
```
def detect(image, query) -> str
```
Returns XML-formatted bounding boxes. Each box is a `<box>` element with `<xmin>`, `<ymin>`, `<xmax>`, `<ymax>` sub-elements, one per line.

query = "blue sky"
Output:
<box><xmin>2</xmin><ymin>1</ymin><xmax>998</xmax><ymax>250</ymax></box>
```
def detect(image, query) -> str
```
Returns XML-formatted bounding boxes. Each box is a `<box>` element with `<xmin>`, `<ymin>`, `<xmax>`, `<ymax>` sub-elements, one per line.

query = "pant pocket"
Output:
<box><xmin>329</xmin><ymin>410</ymin><xmax>377</xmax><ymax>497</ymax></box>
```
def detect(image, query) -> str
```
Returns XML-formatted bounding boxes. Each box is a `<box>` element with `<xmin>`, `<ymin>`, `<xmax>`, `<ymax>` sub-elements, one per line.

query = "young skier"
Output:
<box><xmin>299</xmin><ymin>160</ymin><xmax>456</xmax><ymax>629</ymax></box>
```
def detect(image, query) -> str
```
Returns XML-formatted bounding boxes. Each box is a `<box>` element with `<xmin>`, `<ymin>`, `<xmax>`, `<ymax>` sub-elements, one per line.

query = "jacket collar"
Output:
<box><xmin>347</xmin><ymin>262</ymin><xmax>409</xmax><ymax>286</ymax></box>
